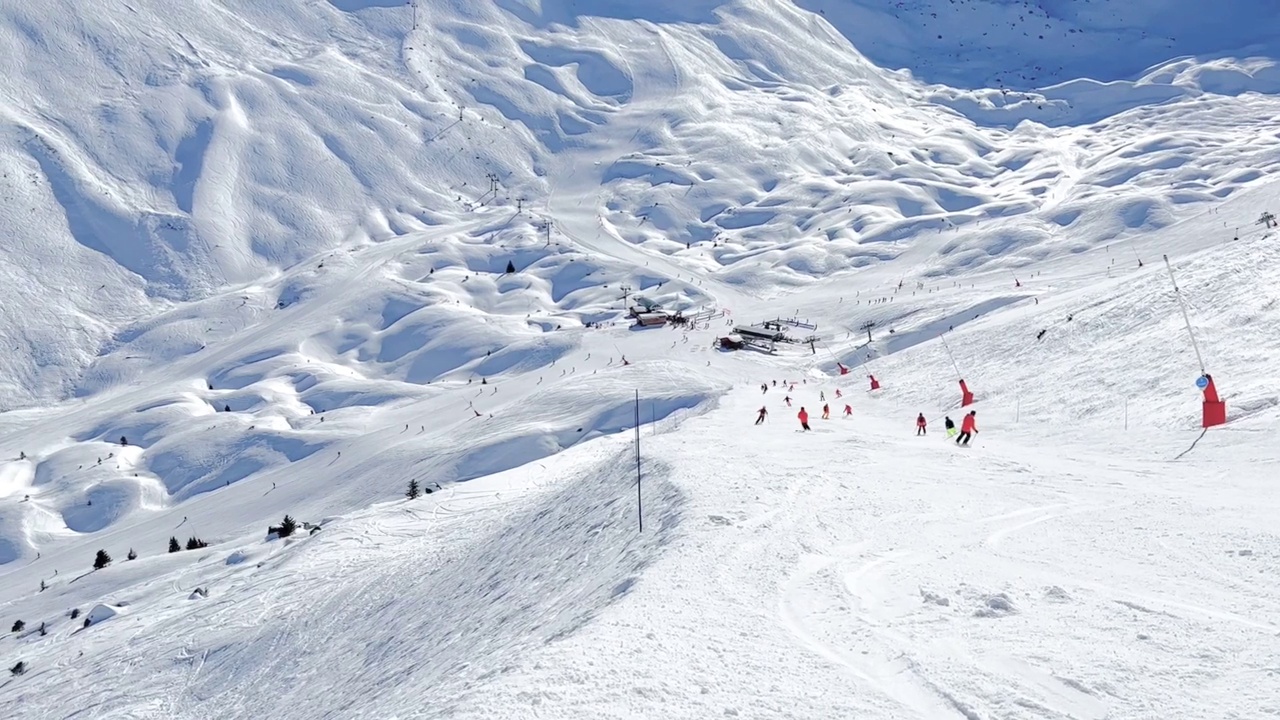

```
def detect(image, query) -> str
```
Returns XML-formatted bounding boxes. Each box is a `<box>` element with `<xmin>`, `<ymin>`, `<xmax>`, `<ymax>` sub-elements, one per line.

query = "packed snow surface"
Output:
<box><xmin>2</xmin><ymin>0</ymin><xmax>1279</xmax><ymax>718</ymax></box>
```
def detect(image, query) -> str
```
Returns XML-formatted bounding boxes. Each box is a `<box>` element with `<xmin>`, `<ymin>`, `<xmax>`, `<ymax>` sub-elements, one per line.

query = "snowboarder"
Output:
<box><xmin>956</xmin><ymin>411</ymin><xmax>977</xmax><ymax>445</ymax></box>
<box><xmin>944</xmin><ymin>416</ymin><xmax>957</xmax><ymax>438</ymax></box>
<box><xmin>843</xmin><ymin>404</ymin><xmax>853</xmax><ymax>417</ymax></box>
<box><xmin>797</xmin><ymin>407</ymin><xmax>811</xmax><ymax>431</ymax></box>
<box><xmin>755</xmin><ymin>406</ymin><xmax>768</xmax><ymax>425</ymax></box>
<box><xmin>822</xmin><ymin>404</ymin><xmax>830</xmax><ymax>420</ymax></box>
<box><xmin>916</xmin><ymin>413</ymin><xmax>927</xmax><ymax>435</ymax></box>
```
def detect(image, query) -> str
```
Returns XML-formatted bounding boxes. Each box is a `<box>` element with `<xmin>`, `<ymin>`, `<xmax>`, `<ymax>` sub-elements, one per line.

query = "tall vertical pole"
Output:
<box><xmin>1163</xmin><ymin>254</ymin><xmax>1206</xmax><ymax>374</ymax></box>
<box><xmin>939</xmin><ymin>334</ymin><xmax>962</xmax><ymax>379</ymax></box>
<box><xmin>635</xmin><ymin>390</ymin><xmax>643</xmax><ymax>532</ymax></box>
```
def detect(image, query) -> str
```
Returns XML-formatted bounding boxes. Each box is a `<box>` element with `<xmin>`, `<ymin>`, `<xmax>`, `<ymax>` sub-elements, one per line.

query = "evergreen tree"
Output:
<box><xmin>10</xmin><ymin>661</ymin><xmax>25</xmax><ymax>676</ymax></box>
<box><xmin>168</xmin><ymin>536</ymin><xmax>181</xmax><ymax>553</ymax></box>
<box><xmin>185</xmin><ymin>537</ymin><xmax>208</xmax><ymax>550</ymax></box>
<box><xmin>505</xmin><ymin>260</ymin><xmax>516</xmax><ymax>273</ymax></box>
<box><xmin>69</xmin><ymin>608</ymin><xmax>80</xmax><ymax>620</ymax></box>
<box><xmin>406</xmin><ymin>479</ymin><xmax>421</xmax><ymax>499</ymax></box>
<box><xmin>278</xmin><ymin>514</ymin><xmax>298</xmax><ymax>538</ymax></box>
<box><xmin>11</xmin><ymin>620</ymin><xmax>24</xmax><ymax>633</ymax></box>
<box><xmin>127</xmin><ymin>548</ymin><xmax>137</xmax><ymax>561</ymax></box>
<box><xmin>93</xmin><ymin>549</ymin><xmax>112</xmax><ymax>570</ymax></box>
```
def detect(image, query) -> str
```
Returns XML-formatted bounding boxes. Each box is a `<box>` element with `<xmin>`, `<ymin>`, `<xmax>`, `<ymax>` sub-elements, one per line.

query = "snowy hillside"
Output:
<box><xmin>2</xmin><ymin>0</ymin><xmax>1280</xmax><ymax>717</ymax></box>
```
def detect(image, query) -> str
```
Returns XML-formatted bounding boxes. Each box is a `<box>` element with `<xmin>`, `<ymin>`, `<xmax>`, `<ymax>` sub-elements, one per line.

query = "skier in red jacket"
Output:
<box><xmin>843</xmin><ymin>404</ymin><xmax>853</xmax><ymax>417</ymax></box>
<box><xmin>956</xmin><ymin>411</ymin><xmax>977</xmax><ymax>445</ymax></box>
<box><xmin>916</xmin><ymin>413</ymin><xmax>927</xmax><ymax>436</ymax></box>
<box><xmin>798</xmin><ymin>407</ymin><xmax>811</xmax><ymax>431</ymax></box>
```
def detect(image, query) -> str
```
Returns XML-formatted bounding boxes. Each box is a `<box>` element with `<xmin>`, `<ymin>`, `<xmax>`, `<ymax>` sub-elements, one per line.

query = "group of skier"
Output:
<box><xmin>917</xmin><ymin>410</ymin><xmax>978</xmax><ymax>445</ymax></box>
<box><xmin>756</xmin><ymin>379</ymin><xmax>979</xmax><ymax>446</ymax></box>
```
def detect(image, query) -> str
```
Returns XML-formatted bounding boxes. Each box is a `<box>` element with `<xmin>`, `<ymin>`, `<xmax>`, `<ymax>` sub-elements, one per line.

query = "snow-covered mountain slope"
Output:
<box><xmin>2</xmin><ymin>0</ymin><xmax>1280</xmax><ymax>717</ymax></box>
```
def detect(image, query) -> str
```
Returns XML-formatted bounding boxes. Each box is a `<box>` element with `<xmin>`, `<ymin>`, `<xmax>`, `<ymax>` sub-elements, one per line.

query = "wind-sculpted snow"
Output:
<box><xmin>2</xmin><ymin>0</ymin><xmax>1280</xmax><ymax>717</ymax></box>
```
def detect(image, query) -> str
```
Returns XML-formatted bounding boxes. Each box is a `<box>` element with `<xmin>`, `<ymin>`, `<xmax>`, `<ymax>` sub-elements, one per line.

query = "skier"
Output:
<box><xmin>784</xmin><ymin>395</ymin><xmax>792</xmax><ymax>407</ymax></box>
<box><xmin>822</xmin><ymin>404</ymin><xmax>830</xmax><ymax>420</ymax></box>
<box><xmin>916</xmin><ymin>413</ymin><xmax>927</xmax><ymax>435</ymax></box>
<box><xmin>820</xmin><ymin>391</ymin><xmax>826</xmax><ymax>402</ymax></box>
<box><xmin>755</xmin><ymin>406</ymin><xmax>768</xmax><ymax>425</ymax></box>
<box><xmin>1036</xmin><ymin>328</ymin><xmax>1047</xmax><ymax>341</ymax></box>
<box><xmin>798</xmin><ymin>407</ymin><xmax>811</xmax><ymax>431</ymax></box>
<box><xmin>944</xmin><ymin>416</ymin><xmax>957</xmax><ymax>438</ymax></box>
<box><xmin>843</xmin><ymin>404</ymin><xmax>853</xmax><ymax>417</ymax></box>
<box><xmin>956</xmin><ymin>411</ymin><xmax>977</xmax><ymax>445</ymax></box>
<box><xmin>835</xmin><ymin>388</ymin><xmax>842</xmax><ymax>399</ymax></box>
<box><xmin>761</xmin><ymin>383</ymin><xmax>768</xmax><ymax>394</ymax></box>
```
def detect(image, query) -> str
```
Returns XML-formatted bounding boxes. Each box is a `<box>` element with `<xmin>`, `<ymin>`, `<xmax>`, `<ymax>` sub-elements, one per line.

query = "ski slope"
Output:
<box><xmin>2</xmin><ymin>0</ymin><xmax>1280</xmax><ymax>717</ymax></box>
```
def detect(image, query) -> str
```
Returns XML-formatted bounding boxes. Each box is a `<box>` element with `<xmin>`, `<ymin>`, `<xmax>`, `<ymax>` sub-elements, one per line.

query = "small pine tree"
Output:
<box><xmin>127</xmin><ymin>548</ymin><xmax>137</xmax><ymax>561</ymax></box>
<box><xmin>11</xmin><ymin>620</ymin><xmax>24</xmax><ymax>633</ymax></box>
<box><xmin>185</xmin><ymin>537</ymin><xmax>206</xmax><ymax>550</ymax></box>
<box><xmin>406</xmin><ymin>479</ymin><xmax>421</xmax><ymax>499</ymax></box>
<box><xmin>278</xmin><ymin>515</ymin><xmax>298</xmax><ymax>538</ymax></box>
<box><xmin>505</xmin><ymin>260</ymin><xmax>516</xmax><ymax>273</ymax></box>
<box><xmin>93</xmin><ymin>549</ymin><xmax>111</xmax><ymax>570</ymax></box>
<box><xmin>10</xmin><ymin>661</ymin><xmax>24</xmax><ymax>676</ymax></box>
<box><xmin>168</xmin><ymin>536</ymin><xmax>181</xmax><ymax>553</ymax></box>
<box><xmin>69</xmin><ymin>608</ymin><xmax>80</xmax><ymax>620</ymax></box>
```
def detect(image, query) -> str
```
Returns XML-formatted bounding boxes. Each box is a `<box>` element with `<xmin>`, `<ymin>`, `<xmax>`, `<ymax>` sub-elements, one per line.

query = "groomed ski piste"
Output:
<box><xmin>2</xmin><ymin>0</ymin><xmax>1280</xmax><ymax>717</ymax></box>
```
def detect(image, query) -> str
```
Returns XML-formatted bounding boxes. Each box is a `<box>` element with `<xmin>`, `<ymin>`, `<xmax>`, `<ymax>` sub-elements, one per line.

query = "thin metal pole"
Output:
<box><xmin>1163</xmin><ymin>254</ymin><xmax>1206</xmax><ymax>374</ymax></box>
<box><xmin>635</xmin><ymin>390</ymin><xmax>643</xmax><ymax>532</ymax></box>
<box><xmin>939</xmin><ymin>334</ymin><xmax>962</xmax><ymax>379</ymax></box>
